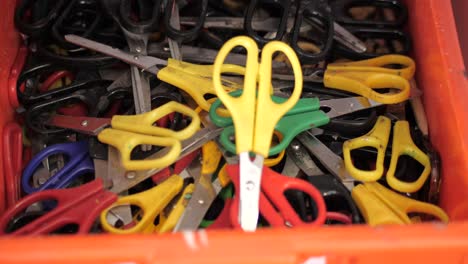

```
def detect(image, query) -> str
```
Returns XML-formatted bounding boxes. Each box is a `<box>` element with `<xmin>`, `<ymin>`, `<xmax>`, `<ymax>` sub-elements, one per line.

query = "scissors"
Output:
<box><xmin>64</xmin><ymin>34</ymin><xmax>243</xmax><ymax>113</ymax></box>
<box><xmin>328</xmin><ymin>0</ymin><xmax>411</xmax><ymax>59</ymax></box>
<box><xmin>0</xmin><ymin>179</ymin><xmax>117</xmax><ymax>235</ymax></box>
<box><xmin>210</xmin><ymin>92</ymin><xmax>382</xmax><ymax>156</ymax></box>
<box><xmin>212</xmin><ymin>36</ymin><xmax>303</xmax><ymax>231</ymax></box>
<box><xmin>22</xmin><ymin>141</ymin><xmax>95</xmax><ymax>194</ymax></box>
<box><xmin>48</xmin><ymin>101</ymin><xmax>200</xmax><ymax>170</ymax></box>
<box><xmin>225</xmin><ymin>164</ymin><xmax>327</xmax><ymax>228</ymax></box>
<box><xmin>100</xmin><ymin>174</ymin><xmax>185</xmax><ymax>234</ymax></box>
<box><xmin>343</xmin><ymin>115</ymin><xmax>431</xmax><ymax>193</ymax></box>
<box><xmin>277</xmin><ymin>54</ymin><xmax>416</xmax><ymax>104</ymax></box>
<box><xmin>182</xmin><ymin>0</ymin><xmax>367</xmax><ymax>59</ymax></box>
<box><xmin>351</xmin><ymin>182</ymin><xmax>448</xmax><ymax>226</ymax></box>
<box><xmin>286</xmin><ymin>140</ymin><xmax>363</xmax><ymax>224</ymax></box>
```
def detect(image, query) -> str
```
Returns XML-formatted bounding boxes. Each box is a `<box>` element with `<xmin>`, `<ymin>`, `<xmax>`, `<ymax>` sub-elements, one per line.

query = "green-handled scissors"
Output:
<box><xmin>212</xmin><ymin>36</ymin><xmax>303</xmax><ymax>231</ymax></box>
<box><xmin>209</xmin><ymin>93</ymin><xmax>382</xmax><ymax>156</ymax></box>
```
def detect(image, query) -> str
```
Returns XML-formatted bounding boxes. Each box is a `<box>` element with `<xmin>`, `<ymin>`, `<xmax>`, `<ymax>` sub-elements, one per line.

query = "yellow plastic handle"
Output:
<box><xmin>213</xmin><ymin>36</ymin><xmax>259</xmax><ymax>154</ymax></box>
<box><xmin>254</xmin><ymin>40</ymin><xmax>303</xmax><ymax>156</ymax></box>
<box><xmin>343</xmin><ymin>116</ymin><xmax>391</xmax><ymax>182</ymax></box>
<box><xmin>327</xmin><ymin>55</ymin><xmax>416</xmax><ymax>79</ymax></box>
<box><xmin>202</xmin><ymin>141</ymin><xmax>223</xmax><ymax>175</ymax></box>
<box><xmin>351</xmin><ymin>182</ymin><xmax>448</xmax><ymax>227</ymax></box>
<box><xmin>386</xmin><ymin>121</ymin><xmax>432</xmax><ymax>193</ymax></box>
<box><xmin>98</xmin><ymin>129</ymin><xmax>181</xmax><ymax>171</ymax></box>
<box><xmin>217</xmin><ymin>164</ymin><xmax>232</xmax><ymax>188</ymax></box>
<box><xmin>111</xmin><ymin>101</ymin><xmax>200</xmax><ymax>140</ymax></box>
<box><xmin>158</xmin><ymin>59</ymin><xmax>244</xmax><ymax>114</ymax></box>
<box><xmin>324</xmin><ymin>55</ymin><xmax>415</xmax><ymax>104</ymax></box>
<box><xmin>158</xmin><ymin>183</ymin><xmax>195</xmax><ymax>233</ymax></box>
<box><xmin>264</xmin><ymin>149</ymin><xmax>285</xmax><ymax>167</ymax></box>
<box><xmin>100</xmin><ymin>174</ymin><xmax>184</xmax><ymax>234</ymax></box>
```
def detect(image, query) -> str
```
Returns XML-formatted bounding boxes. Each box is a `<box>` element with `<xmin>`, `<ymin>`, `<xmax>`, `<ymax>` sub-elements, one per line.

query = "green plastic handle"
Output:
<box><xmin>209</xmin><ymin>90</ymin><xmax>322</xmax><ymax>127</ymax></box>
<box><xmin>219</xmin><ymin>111</ymin><xmax>330</xmax><ymax>156</ymax></box>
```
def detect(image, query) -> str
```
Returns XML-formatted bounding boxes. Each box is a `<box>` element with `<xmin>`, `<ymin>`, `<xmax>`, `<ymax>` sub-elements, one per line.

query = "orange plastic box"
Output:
<box><xmin>0</xmin><ymin>0</ymin><xmax>468</xmax><ymax>263</ymax></box>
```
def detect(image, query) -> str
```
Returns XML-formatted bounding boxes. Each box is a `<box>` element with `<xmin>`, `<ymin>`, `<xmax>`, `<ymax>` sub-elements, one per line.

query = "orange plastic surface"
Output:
<box><xmin>0</xmin><ymin>0</ymin><xmax>467</xmax><ymax>263</ymax></box>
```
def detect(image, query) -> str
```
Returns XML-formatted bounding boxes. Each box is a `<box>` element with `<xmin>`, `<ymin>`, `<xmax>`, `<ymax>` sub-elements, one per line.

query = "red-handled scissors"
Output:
<box><xmin>0</xmin><ymin>179</ymin><xmax>116</xmax><ymax>235</ymax></box>
<box><xmin>225</xmin><ymin>164</ymin><xmax>327</xmax><ymax>228</ymax></box>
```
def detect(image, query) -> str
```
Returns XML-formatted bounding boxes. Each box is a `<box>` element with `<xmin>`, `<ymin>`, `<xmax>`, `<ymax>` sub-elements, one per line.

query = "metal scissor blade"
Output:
<box><xmin>321</xmin><ymin>97</ymin><xmax>382</xmax><ymax>119</ymax></box>
<box><xmin>109</xmin><ymin>126</ymin><xmax>224</xmax><ymax>194</ymax></box>
<box><xmin>173</xmin><ymin>175</ymin><xmax>217</xmax><ymax>231</ymax></box>
<box><xmin>49</xmin><ymin>115</ymin><xmax>110</xmax><ymax>136</ymax></box>
<box><xmin>64</xmin><ymin>35</ymin><xmax>167</xmax><ymax>75</ymax></box>
<box><xmin>297</xmin><ymin>132</ymin><xmax>354</xmax><ymax>191</ymax></box>
<box><xmin>239</xmin><ymin>153</ymin><xmax>263</xmax><ymax>232</ymax></box>
<box><xmin>180</xmin><ymin>17</ymin><xmax>297</xmax><ymax>32</ymax></box>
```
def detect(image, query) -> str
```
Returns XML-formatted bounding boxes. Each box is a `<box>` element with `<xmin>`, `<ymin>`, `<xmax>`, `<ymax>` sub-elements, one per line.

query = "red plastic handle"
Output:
<box><xmin>226</xmin><ymin>164</ymin><xmax>327</xmax><ymax>228</ymax></box>
<box><xmin>0</xmin><ymin>179</ymin><xmax>117</xmax><ymax>236</ymax></box>
<box><xmin>3</xmin><ymin>122</ymin><xmax>23</xmax><ymax>211</ymax></box>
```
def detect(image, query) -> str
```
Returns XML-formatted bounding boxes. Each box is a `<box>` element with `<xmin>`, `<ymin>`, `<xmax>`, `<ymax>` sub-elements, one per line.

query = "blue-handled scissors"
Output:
<box><xmin>22</xmin><ymin>141</ymin><xmax>94</xmax><ymax>194</ymax></box>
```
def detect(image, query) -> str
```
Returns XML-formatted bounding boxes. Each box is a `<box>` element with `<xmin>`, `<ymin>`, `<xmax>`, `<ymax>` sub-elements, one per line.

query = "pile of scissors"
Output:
<box><xmin>0</xmin><ymin>0</ymin><xmax>449</xmax><ymax>235</ymax></box>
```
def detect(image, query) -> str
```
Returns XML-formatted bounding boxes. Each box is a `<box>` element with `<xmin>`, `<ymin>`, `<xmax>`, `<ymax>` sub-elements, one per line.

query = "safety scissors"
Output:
<box><xmin>22</xmin><ymin>141</ymin><xmax>94</xmax><ymax>194</ymax></box>
<box><xmin>352</xmin><ymin>182</ymin><xmax>448</xmax><ymax>226</ymax></box>
<box><xmin>100</xmin><ymin>174</ymin><xmax>186</xmax><ymax>234</ymax></box>
<box><xmin>279</xmin><ymin>54</ymin><xmax>416</xmax><ymax>104</ymax></box>
<box><xmin>225</xmin><ymin>164</ymin><xmax>327</xmax><ymax>228</ymax></box>
<box><xmin>0</xmin><ymin>179</ymin><xmax>117</xmax><ymax>235</ymax></box>
<box><xmin>210</xmin><ymin>94</ymin><xmax>382</xmax><ymax>157</ymax></box>
<box><xmin>64</xmin><ymin>34</ymin><xmax>243</xmax><ymax>113</ymax></box>
<box><xmin>343</xmin><ymin>115</ymin><xmax>431</xmax><ymax>193</ymax></box>
<box><xmin>286</xmin><ymin>140</ymin><xmax>362</xmax><ymax>224</ymax></box>
<box><xmin>188</xmin><ymin>0</ymin><xmax>368</xmax><ymax>58</ymax></box>
<box><xmin>212</xmin><ymin>36</ymin><xmax>302</xmax><ymax>231</ymax></box>
<box><xmin>48</xmin><ymin>101</ymin><xmax>200</xmax><ymax>170</ymax></box>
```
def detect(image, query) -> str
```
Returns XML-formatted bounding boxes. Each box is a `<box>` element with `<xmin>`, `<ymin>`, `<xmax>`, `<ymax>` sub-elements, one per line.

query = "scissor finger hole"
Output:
<box><xmin>283</xmin><ymin>189</ymin><xmax>322</xmax><ymax>224</ymax></box>
<box><xmin>393</xmin><ymin>155</ymin><xmax>424</xmax><ymax>184</ymax></box>
<box><xmin>5</xmin><ymin>198</ymin><xmax>59</xmax><ymax>233</ymax></box>
<box><xmin>349</xmin><ymin>148</ymin><xmax>379</xmax><ymax>171</ymax></box>
<box><xmin>247</xmin><ymin>0</ymin><xmax>285</xmax><ymax>41</ymax></box>
<box><xmin>29</xmin><ymin>154</ymin><xmax>69</xmax><ymax>188</ymax></box>
<box><xmin>104</xmin><ymin>204</ymin><xmax>142</xmax><ymax>230</ymax></box>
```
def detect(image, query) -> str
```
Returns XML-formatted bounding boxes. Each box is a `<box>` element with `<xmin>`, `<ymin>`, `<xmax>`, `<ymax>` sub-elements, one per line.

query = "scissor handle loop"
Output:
<box><xmin>100</xmin><ymin>175</ymin><xmax>183</xmax><ymax>234</ymax></box>
<box><xmin>343</xmin><ymin>116</ymin><xmax>391</xmax><ymax>182</ymax></box>
<box><xmin>386</xmin><ymin>121</ymin><xmax>431</xmax><ymax>193</ymax></box>
<box><xmin>164</xmin><ymin>0</ymin><xmax>208</xmax><ymax>42</ymax></box>
<box><xmin>0</xmin><ymin>179</ymin><xmax>116</xmax><ymax>235</ymax></box>
<box><xmin>352</xmin><ymin>183</ymin><xmax>448</xmax><ymax>226</ymax></box>
<box><xmin>21</xmin><ymin>141</ymin><xmax>90</xmax><ymax>194</ymax></box>
<box><xmin>327</xmin><ymin>54</ymin><xmax>415</xmax><ymax>79</ymax></box>
<box><xmin>111</xmin><ymin>101</ymin><xmax>200</xmax><ymax>140</ymax></box>
<box><xmin>244</xmin><ymin>0</ymin><xmax>291</xmax><ymax>45</ymax></box>
<box><xmin>98</xmin><ymin>129</ymin><xmax>181</xmax><ymax>171</ymax></box>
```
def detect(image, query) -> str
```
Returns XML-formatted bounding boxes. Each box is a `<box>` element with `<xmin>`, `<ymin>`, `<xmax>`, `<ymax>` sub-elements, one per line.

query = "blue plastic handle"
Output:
<box><xmin>22</xmin><ymin>141</ymin><xmax>93</xmax><ymax>194</ymax></box>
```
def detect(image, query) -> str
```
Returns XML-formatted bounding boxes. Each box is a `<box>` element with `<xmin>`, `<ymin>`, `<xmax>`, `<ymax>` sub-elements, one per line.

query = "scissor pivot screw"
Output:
<box><xmin>246</xmin><ymin>181</ymin><xmax>255</xmax><ymax>191</ymax></box>
<box><xmin>126</xmin><ymin>171</ymin><xmax>136</xmax><ymax>179</ymax></box>
<box><xmin>291</xmin><ymin>141</ymin><xmax>300</xmax><ymax>150</ymax></box>
<box><xmin>134</xmin><ymin>55</ymin><xmax>139</xmax><ymax>60</ymax></box>
<box><xmin>198</xmin><ymin>199</ymin><xmax>205</xmax><ymax>205</ymax></box>
<box><xmin>81</xmin><ymin>120</ymin><xmax>89</xmax><ymax>127</ymax></box>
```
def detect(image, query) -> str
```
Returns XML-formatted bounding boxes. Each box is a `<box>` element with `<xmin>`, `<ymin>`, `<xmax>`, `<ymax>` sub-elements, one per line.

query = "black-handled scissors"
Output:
<box><xmin>244</xmin><ymin>0</ymin><xmax>334</xmax><ymax>63</ymax></box>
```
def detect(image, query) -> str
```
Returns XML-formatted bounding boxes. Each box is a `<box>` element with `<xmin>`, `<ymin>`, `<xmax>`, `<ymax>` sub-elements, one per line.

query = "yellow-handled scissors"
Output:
<box><xmin>100</xmin><ymin>174</ymin><xmax>184</xmax><ymax>234</ymax></box>
<box><xmin>343</xmin><ymin>115</ymin><xmax>431</xmax><ymax>193</ymax></box>
<box><xmin>49</xmin><ymin>101</ymin><xmax>200</xmax><ymax>170</ymax></box>
<box><xmin>351</xmin><ymin>182</ymin><xmax>448</xmax><ymax>226</ymax></box>
<box><xmin>324</xmin><ymin>55</ymin><xmax>415</xmax><ymax>104</ymax></box>
<box><xmin>213</xmin><ymin>36</ymin><xmax>303</xmax><ymax>231</ymax></box>
<box><xmin>64</xmin><ymin>34</ymin><xmax>243</xmax><ymax>115</ymax></box>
